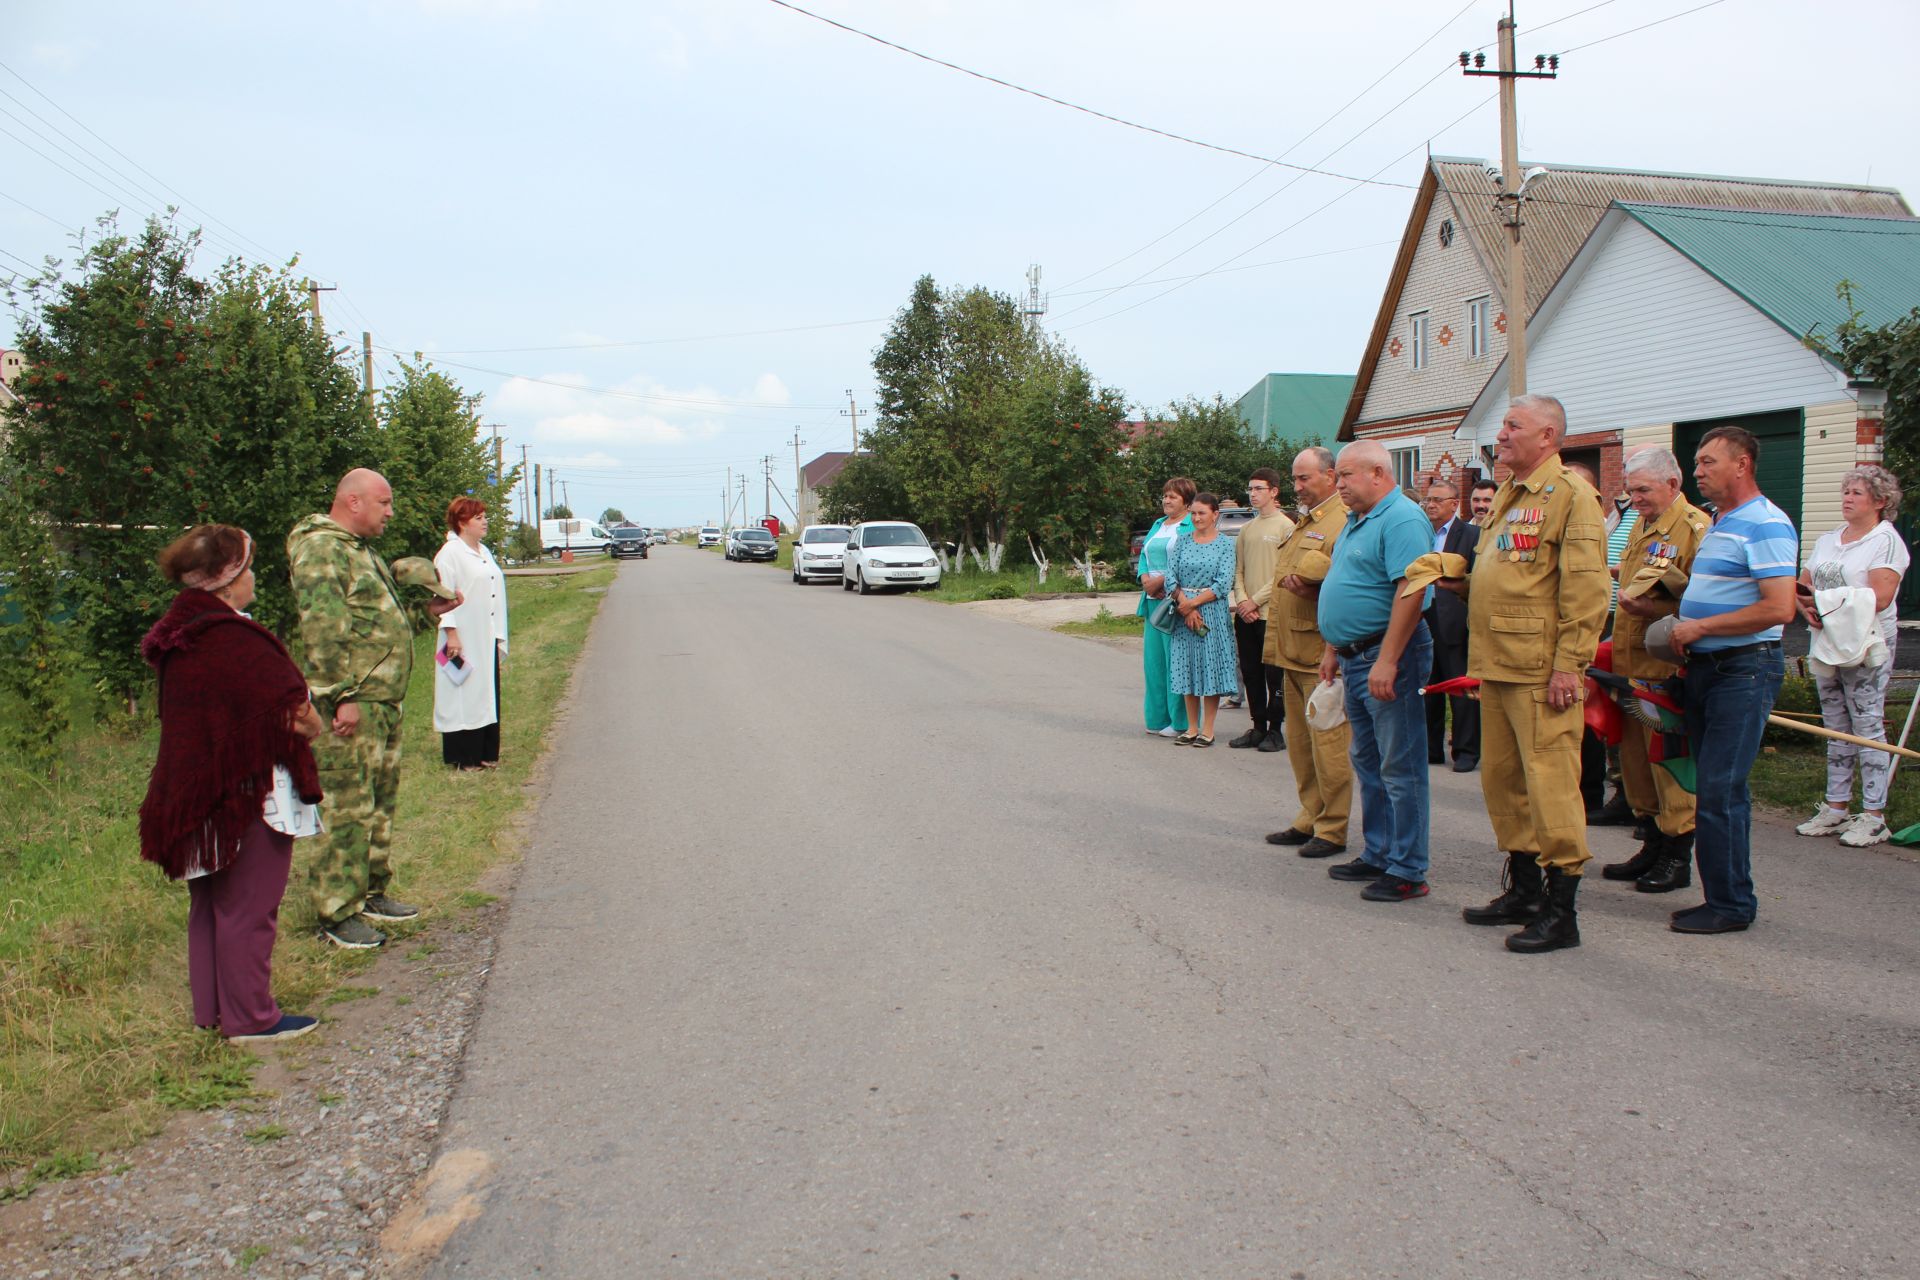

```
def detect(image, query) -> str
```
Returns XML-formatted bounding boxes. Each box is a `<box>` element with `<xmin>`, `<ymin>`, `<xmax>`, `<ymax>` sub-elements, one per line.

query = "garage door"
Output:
<box><xmin>1674</xmin><ymin>409</ymin><xmax>1804</xmax><ymax>540</ymax></box>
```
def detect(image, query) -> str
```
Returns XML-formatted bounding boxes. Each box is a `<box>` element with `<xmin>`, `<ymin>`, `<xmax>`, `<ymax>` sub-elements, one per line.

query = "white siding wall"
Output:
<box><xmin>1355</xmin><ymin>194</ymin><xmax>1506</xmax><ymax>427</ymax></box>
<box><xmin>1461</xmin><ymin>218</ymin><xmax>1849</xmax><ymax>448</ymax></box>
<box><xmin>1622</xmin><ymin>423</ymin><xmax>1673</xmax><ymax>453</ymax></box>
<box><xmin>1800</xmin><ymin>401</ymin><xmax>1857</xmax><ymax>559</ymax></box>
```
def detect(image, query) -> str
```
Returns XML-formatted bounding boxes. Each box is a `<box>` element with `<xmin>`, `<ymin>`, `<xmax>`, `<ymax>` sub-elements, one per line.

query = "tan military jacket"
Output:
<box><xmin>1262</xmin><ymin>493</ymin><xmax>1349</xmax><ymax>672</ymax></box>
<box><xmin>1613</xmin><ymin>495</ymin><xmax>1710</xmax><ymax>680</ymax></box>
<box><xmin>1464</xmin><ymin>454</ymin><xmax>1610</xmax><ymax>683</ymax></box>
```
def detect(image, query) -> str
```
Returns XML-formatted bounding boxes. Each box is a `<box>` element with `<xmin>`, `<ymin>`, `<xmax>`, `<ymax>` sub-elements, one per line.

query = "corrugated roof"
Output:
<box><xmin>1616</xmin><ymin>203</ymin><xmax>1920</xmax><ymax>344</ymax></box>
<box><xmin>1431</xmin><ymin>156</ymin><xmax>1913</xmax><ymax>321</ymax></box>
<box><xmin>1340</xmin><ymin>158</ymin><xmax>1914</xmax><ymax>437</ymax></box>
<box><xmin>1234</xmin><ymin>372</ymin><xmax>1357</xmax><ymax>443</ymax></box>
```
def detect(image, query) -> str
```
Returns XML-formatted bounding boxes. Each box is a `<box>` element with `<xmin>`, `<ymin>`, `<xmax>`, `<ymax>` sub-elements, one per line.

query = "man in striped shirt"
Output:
<box><xmin>1668</xmin><ymin>426</ymin><xmax>1798</xmax><ymax>935</ymax></box>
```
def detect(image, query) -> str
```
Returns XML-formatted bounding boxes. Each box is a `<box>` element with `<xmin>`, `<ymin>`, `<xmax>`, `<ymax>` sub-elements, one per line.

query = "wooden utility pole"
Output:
<box><xmin>534</xmin><ymin>464</ymin><xmax>542</xmax><ymax>526</ymax></box>
<box><xmin>520</xmin><ymin>444</ymin><xmax>531</xmax><ymax>527</ymax></box>
<box><xmin>1462</xmin><ymin>7</ymin><xmax>1558</xmax><ymax>399</ymax></box>
<box><xmin>792</xmin><ymin>427</ymin><xmax>806</xmax><ymax>527</ymax></box>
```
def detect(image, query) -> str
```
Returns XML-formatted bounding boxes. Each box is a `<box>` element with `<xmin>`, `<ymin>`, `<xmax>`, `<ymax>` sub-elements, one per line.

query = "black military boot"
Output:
<box><xmin>1586</xmin><ymin>788</ymin><xmax>1634</xmax><ymax>826</ymax></box>
<box><xmin>1462</xmin><ymin>852</ymin><xmax>1545</xmax><ymax>926</ymax></box>
<box><xmin>1631</xmin><ymin>813</ymin><xmax>1656</xmax><ymax>843</ymax></box>
<box><xmin>1506</xmin><ymin>867</ymin><xmax>1581</xmax><ymax>953</ymax></box>
<box><xmin>1602</xmin><ymin>830</ymin><xmax>1665</xmax><ymax>881</ymax></box>
<box><xmin>1636</xmin><ymin>831</ymin><xmax>1694</xmax><ymax>893</ymax></box>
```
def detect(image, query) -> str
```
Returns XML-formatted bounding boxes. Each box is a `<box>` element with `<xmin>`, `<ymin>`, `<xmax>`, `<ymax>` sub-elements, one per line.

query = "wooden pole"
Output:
<box><xmin>1769</xmin><ymin>714</ymin><xmax>1920</xmax><ymax>762</ymax></box>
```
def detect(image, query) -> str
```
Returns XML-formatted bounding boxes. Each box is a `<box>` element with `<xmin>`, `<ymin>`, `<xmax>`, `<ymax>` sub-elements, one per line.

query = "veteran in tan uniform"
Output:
<box><xmin>1261</xmin><ymin>446</ymin><xmax>1352</xmax><ymax>859</ymax></box>
<box><xmin>1599</xmin><ymin>446</ymin><xmax>1710</xmax><ymax>893</ymax></box>
<box><xmin>1449</xmin><ymin>395</ymin><xmax>1611</xmax><ymax>954</ymax></box>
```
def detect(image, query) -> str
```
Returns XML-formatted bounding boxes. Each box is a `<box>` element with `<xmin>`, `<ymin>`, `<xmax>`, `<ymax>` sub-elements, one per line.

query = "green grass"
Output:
<box><xmin>921</xmin><ymin>563</ymin><xmax>1136</xmax><ymax>603</ymax></box>
<box><xmin>238</xmin><ymin>1244</ymin><xmax>271</xmax><ymax>1272</ymax></box>
<box><xmin>241</xmin><ymin>1124</ymin><xmax>287</xmax><ymax>1145</ymax></box>
<box><xmin>0</xmin><ymin>565</ymin><xmax>614</xmax><ymax>1189</ymax></box>
<box><xmin>1055</xmin><ymin>606</ymin><xmax>1145</xmax><ymax>638</ymax></box>
<box><xmin>320</xmin><ymin>985</ymin><xmax>380</xmax><ymax>1006</ymax></box>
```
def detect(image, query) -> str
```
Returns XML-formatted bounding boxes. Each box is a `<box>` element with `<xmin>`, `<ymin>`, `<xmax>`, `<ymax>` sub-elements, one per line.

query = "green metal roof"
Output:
<box><xmin>1618</xmin><ymin>203</ymin><xmax>1920</xmax><ymax>349</ymax></box>
<box><xmin>1233</xmin><ymin>372</ymin><xmax>1356</xmax><ymax>443</ymax></box>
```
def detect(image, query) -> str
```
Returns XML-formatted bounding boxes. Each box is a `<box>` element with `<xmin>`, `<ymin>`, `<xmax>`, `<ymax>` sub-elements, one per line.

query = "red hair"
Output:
<box><xmin>446</xmin><ymin>497</ymin><xmax>487</xmax><ymax>533</ymax></box>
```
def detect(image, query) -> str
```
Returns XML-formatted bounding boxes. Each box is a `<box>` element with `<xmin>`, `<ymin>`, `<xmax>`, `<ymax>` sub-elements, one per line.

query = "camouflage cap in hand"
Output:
<box><xmin>390</xmin><ymin>556</ymin><xmax>457</xmax><ymax>600</ymax></box>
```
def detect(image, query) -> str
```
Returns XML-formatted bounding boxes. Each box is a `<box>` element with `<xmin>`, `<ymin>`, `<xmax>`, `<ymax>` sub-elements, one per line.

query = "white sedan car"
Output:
<box><xmin>842</xmin><ymin>521</ymin><xmax>941</xmax><ymax>594</ymax></box>
<box><xmin>791</xmin><ymin>523</ymin><xmax>851</xmax><ymax>584</ymax></box>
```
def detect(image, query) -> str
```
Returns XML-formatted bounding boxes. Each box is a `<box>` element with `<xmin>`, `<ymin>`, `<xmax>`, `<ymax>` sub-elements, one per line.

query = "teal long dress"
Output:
<box><xmin>1136</xmin><ymin>513</ymin><xmax>1192</xmax><ymax>731</ymax></box>
<box><xmin>1165</xmin><ymin>532</ymin><xmax>1238</xmax><ymax>697</ymax></box>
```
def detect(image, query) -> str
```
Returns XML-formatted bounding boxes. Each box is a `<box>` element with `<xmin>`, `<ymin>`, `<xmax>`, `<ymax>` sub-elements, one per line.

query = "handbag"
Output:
<box><xmin>1147</xmin><ymin>595</ymin><xmax>1178</xmax><ymax>635</ymax></box>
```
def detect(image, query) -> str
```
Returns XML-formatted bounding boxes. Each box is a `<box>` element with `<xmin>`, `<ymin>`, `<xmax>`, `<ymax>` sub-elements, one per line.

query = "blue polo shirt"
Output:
<box><xmin>1318</xmin><ymin>487</ymin><xmax>1433</xmax><ymax>647</ymax></box>
<box><xmin>1678</xmin><ymin>494</ymin><xmax>1798</xmax><ymax>651</ymax></box>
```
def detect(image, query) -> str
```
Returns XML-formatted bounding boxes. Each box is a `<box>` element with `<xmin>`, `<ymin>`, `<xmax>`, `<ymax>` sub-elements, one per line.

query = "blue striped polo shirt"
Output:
<box><xmin>1677</xmin><ymin>494</ymin><xmax>1798</xmax><ymax>651</ymax></box>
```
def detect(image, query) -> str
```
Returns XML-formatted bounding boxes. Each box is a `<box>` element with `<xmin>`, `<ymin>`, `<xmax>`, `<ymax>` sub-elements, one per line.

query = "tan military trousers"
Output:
<box><xmin>1280</xmin><ymin>667</ymin><xmax>1351</xmax><ymax>844</ymax></box>
<box><xmin>1478</xmin><ymin>679</ymin><xmax>1591</xmax><ymax>873</ymax></box>
<box><xmin>1619</xmin><ymin>716</ymin><xmax>1696</xmax><ymax>837</ymax></box>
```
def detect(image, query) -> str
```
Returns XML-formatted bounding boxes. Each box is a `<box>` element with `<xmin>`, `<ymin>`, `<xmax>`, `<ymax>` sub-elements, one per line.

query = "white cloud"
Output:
<box><xmin>31</xmin><ymin>42</ymin><xmax>79</xmax><ymax>71</ymax></box>
<box><xmin>535</xmin><ymin>411</ymin><xmax>685</xmax><ymax>446</ymax></box>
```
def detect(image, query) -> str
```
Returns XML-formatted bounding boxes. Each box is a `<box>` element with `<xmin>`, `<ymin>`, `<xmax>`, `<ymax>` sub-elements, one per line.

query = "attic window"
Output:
<box><xmin>1438</xmin><ymin>219</ymin><xmax>1455</xmax><ymax>248</ymax></box>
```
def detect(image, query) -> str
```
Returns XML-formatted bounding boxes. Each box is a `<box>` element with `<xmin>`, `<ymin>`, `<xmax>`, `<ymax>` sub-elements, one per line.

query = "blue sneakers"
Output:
<box><xmin>227</xmin><ymin>1014</ymin><xmax>319</xmax><ymax>1044</ymax></box>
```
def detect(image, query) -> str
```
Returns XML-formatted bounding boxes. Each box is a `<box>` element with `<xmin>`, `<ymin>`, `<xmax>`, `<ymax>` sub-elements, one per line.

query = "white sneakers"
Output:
<box><xmin>1796</xmin><ymin>806</ymin><xmax>1853</xmax><ymax>836</ymax></box>
<box><xmin>1798</xmin><ymin>806</ymin><xmax>1892</xmax><ymax>847</ymax></box>
<box><xmin>1839</xmin><ymin>813</ymin><xmax>1892</xmax><ymax>848</ymax></box>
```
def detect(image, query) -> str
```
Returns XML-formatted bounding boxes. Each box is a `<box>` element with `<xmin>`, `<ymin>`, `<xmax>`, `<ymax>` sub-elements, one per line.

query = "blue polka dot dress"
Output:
<box><xmin>1166</xmin><ymin>533</ymin><xmax>1238</xmax><ymax>697</ymax></box>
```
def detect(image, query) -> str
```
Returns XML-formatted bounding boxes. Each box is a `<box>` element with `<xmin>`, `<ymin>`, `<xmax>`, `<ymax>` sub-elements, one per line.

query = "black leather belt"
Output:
<box><xmin>1332</xmin><ymin>632</ymin><xmax>1386</xmax><ymax>659</ymax></box>
<box><xmin>1693</xmin><ymin>640</ymin><xmax>1780</xmax><ymax>663</ymax></box>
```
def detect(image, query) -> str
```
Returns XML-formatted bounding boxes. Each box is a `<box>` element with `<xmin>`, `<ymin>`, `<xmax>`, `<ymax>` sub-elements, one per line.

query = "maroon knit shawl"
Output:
<box><xmin>137</xmin><ymin>589</ymin><xmax>322</xmax><ymax>880</ymax></box>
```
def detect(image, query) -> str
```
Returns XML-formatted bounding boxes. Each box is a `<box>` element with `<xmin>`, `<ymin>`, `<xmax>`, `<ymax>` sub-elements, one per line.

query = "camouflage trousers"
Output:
<box><xmin>310</xmin><ymin>700</ymin><xmax>404</xmax><ymax>924</ymax></box>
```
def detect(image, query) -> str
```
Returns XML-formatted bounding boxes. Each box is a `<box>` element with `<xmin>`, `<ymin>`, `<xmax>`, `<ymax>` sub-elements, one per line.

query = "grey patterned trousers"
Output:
<box><xmin>1816</xmin><ymin>653</ymin><xmax>1896</xmax><ymax>811</ymax></box>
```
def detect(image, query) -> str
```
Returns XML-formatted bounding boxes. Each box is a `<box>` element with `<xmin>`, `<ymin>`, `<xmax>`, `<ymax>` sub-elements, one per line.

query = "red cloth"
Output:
<box><xmin>138</xmin><ymin>589</ymin><xmax>322</xmax><ymax>881</ymax></box>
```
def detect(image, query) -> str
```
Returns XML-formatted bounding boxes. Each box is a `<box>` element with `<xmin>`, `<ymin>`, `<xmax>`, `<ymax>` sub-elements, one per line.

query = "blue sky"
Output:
<box><xmin>4</xmin><ymin>0</ymin><xmax>1917</xmax><ymax>527</ymax></box>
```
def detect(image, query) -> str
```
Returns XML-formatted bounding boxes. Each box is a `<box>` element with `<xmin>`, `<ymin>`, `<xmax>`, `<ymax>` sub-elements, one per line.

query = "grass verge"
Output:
<box><xmin>1055</xmin><ymin>606</ymin><xmax>1145</xmax><ymax>639</ymax></box>
<box><xmin>0</xmin><ymin>564</ymin><xmax>614</xmax><ymax>1192</ymax></box>
<box><xmin>921</xmin><ymin>564</ymin><xmax>1137</xmax><ymax>603</ymax></box>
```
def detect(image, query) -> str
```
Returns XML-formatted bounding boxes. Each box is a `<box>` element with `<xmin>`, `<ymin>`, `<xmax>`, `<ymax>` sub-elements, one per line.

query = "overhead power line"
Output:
<box><xmin>763</xmin><ymin>0</ymin><xmax>1422</xmax><ymax>192</ymax></box>
<box><xmin>1560</xmin><ymin>0</ymin><xmax>1731</xmax><ymax>53</ymax></box>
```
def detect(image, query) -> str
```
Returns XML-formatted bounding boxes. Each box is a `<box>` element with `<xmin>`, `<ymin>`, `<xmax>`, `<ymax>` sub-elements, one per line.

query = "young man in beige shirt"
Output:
<box><xmin>1228</xmin><ymin>467</ymin><xmax>1296</xmax><ymax>751</ymax></box>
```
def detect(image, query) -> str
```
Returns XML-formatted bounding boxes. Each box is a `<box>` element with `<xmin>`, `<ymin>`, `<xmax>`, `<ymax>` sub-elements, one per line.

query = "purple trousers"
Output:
<box><xmin>187</xmin><ymin>818</ymin><xmax>293</xmax><ymax>1036</ymax></box>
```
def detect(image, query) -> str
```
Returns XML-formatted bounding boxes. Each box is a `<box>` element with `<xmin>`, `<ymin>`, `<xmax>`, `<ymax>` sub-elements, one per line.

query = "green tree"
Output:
<box><xmin>1807</xmin><ymin>284</ymin><xmax>1920</xmax><ymax>497</ymax></box>
<box><xmin>1001</xmin><ymin>347</ymin><xmax>1131</xmax><ymax>585</ymax></box>
<box><xmin>2</xmin><ymin>214</ymin><xmax>371</xmax><ymax>702</ymax></box>
<box><xmin>373</xmin><ymin>361</ymin><xmax>519</xmax><ymax>561</ymax></box>
<box><xmin>0</xmin><ymin>461</ymin><xmax>72</xmax><ymax>772</ymax></box>
<box><xmin>600</xmin><ymin>507</ymin><xmax>626</xmax><ymax>525</ymax></box>
<box><xmin>869</xmin><ymin>276</ymin><xmax>1039</xmax><ymax>568</ymax></box>
<box><xmin>818</xmin><ymin>453</ymin><xmax>909</xmax><ymax>526</ymax></box>
<box><xmin>544</xmin><ymin>504</ymin><xmax>573</xmax><ymax>519</ymax></box>
<box><xmin>1127</xmin><ymin>395</ymin><xmax>1306</xmax><ymax>517</ymax></box>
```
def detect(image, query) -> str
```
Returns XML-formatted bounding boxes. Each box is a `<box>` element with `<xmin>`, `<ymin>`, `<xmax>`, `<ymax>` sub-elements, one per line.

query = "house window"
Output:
<box><xmin>1391</xmin><ymin>447</ymin><xmax>1419</xmax><ymax>491</ymax></box>
<box><xmin>1467</xmin><ymin>297</ymin><xmax>1491</xmax><ymax>358</ymax></box>
<box><xmin>1409</xmin><ymin>311</ymin><xmax>1430</xmax><ymax>371</ymax></box>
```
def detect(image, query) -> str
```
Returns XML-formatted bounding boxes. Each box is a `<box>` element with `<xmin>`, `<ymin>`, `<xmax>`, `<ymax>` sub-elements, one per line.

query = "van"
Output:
<box><xmin>539</xmin><ymin>518</ymin><xmax>613</xmax><ymax>556</ymax></box>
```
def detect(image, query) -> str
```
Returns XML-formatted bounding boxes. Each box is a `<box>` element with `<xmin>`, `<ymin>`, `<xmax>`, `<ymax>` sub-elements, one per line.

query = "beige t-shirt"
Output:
<box><xmin>1229</xmin><ymin>508</ymin><xmax>1298</xmax><ymax>618</ymax></box>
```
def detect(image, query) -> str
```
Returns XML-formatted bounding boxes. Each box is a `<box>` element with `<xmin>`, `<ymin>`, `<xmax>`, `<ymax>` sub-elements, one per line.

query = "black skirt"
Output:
<box><xmin>442</xmin><ymin>658</ymin><xmax>501</xmax><ymax>768</ymax></box>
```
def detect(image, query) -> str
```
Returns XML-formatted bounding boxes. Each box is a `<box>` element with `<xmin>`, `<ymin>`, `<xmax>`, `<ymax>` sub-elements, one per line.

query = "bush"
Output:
<box><xmin>983</xmin><ymin>582</ymin><xmax>1018</xmax><ymax>600</ymax></box>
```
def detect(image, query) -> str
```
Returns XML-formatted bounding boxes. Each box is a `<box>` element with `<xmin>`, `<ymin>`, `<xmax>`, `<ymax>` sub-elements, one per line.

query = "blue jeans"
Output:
<box><xmin>1683</xmin><ymin>642</ymin><xmax>1784</xmax><ymax>922</ymax></box>
<box><xmin>1340</xmin><ymin>624</ymin><xmax>1434</xmax><ymax>883</ymax></box>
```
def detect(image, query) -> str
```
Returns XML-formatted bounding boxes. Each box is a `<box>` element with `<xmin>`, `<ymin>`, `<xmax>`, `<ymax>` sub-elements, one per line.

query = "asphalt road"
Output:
<box><xmin>425</xmin><ymin>546</ymin><xmax>1920</xmax><ymax>1279</ymax></box>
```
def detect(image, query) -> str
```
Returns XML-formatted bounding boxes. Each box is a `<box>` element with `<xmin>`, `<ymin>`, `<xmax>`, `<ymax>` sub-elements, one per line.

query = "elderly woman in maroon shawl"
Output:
<box><xmin>139</xmin><ymin>525</ymin><xmax>327</xmax><ymax>1043</ymax></box>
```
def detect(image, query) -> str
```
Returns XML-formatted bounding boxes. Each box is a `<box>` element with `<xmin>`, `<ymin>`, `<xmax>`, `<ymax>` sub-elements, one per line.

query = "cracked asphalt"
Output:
<box><xmin>424</xmin><ymin>547</ymin><xmax>1920</xmax><ymax>1279</ymax></box>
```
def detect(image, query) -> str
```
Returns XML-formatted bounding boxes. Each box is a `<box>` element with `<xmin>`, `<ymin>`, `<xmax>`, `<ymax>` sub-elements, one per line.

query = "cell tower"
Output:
<box><xmin>1022</xmin><ymin>263</ymin><xmax>1048</xmax><ymax>331</ymax></box>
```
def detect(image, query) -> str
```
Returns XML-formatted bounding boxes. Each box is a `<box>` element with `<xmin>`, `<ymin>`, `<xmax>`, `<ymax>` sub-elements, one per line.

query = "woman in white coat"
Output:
<box><xmin>434</xmin><ymin>498</ymin><xmax>510</xmax><ymax>770</ymax></box>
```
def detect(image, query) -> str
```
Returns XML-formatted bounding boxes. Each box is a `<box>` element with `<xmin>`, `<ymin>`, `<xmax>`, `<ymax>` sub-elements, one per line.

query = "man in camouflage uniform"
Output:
<box><xmin>289</xmin><ymin>468</ymin><xmax>457</xmax><ymax>949</ymax></box>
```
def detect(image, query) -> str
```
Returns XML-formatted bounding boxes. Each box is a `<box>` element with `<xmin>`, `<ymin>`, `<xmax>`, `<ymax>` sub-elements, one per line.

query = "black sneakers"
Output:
<box><xmin>320</xmin><ymin>915</ymin><xmax>387</xmax><ymax>949</ymax></box>
<box><xmin>1328</xmin><ymin>858</ymin><xmax>1384</xmax><ymax>882</ymax></box>
<box><xmin>1361</xmin><ymin>874</ymin><xmax>1429</xmax><ymax>902</ymax></box>
<box><xmin>362</xmin><ymin>894</ymin><xmax>419</xmax><ymax>922</ymax></box>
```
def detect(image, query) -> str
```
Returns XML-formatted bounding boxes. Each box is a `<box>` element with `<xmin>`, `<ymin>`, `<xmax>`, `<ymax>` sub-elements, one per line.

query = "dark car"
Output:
<box><xmin>609</xmin><ymin>527</ymin><xmax>650</xmax><ymax>559</ymax></box>
<box><xmin>725</xmin><ymin>527</ymin><xmax>779</xmax><ymax>562</ymax></box>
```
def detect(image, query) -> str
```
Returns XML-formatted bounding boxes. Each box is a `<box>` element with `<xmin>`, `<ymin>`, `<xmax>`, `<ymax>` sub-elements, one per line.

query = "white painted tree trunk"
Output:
<box><xmin>1070</xmin><ymin>549</ymin><xmax>1097</xmax><ymax>589</ymax></box>
<box><xmin>968</xmin><ymin>543</ymin><xmax>988</xmax><ymax>573</ymax></box>
<box><xmin>985</xmin><ymin>540</ymin><xmax>1005</xmax><ymax>572</ymax></box>
<box><xmin>1027</xmin><ymin>535</ymin><xmax>1049</xmax><ymax>585</ymax></box>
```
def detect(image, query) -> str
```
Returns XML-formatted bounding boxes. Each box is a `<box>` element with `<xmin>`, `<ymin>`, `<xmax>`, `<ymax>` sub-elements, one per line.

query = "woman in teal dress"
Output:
<box><xmin>1135</xmin><ymin>477</ymin><xmax>1196</xmax><ymax>736</ymax></box>
<box><xmin>1166</xmin><ymin>492</ymin><xmax>1238</xmax><ymax>746</ymax></box>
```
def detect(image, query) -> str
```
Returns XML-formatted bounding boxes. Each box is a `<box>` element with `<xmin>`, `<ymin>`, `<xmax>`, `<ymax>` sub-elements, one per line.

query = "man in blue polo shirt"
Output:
<box><xmin>1316</xmin><ymin>441</ymin><xmax>1436</xmax><ymax>902</ymax></box>
<box><xmin>1669</xmin><ymin>425</ymin><xmax>1798</xmax><ymax>935</ymax></box>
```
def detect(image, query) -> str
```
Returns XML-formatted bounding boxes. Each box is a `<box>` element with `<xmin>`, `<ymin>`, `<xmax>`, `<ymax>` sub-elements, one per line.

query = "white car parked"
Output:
<box><xmin>791</xmin><ymin>523</ymin><xmax>851</xmax><ymax>584</ymax></box>
<box><xmin>841</xmin><ymin>521</ymin><xmax>941</xmax><ymax>594</ymax></box>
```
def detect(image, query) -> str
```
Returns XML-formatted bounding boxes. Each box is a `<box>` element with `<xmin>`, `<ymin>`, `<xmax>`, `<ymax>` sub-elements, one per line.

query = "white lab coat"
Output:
<box><xmin>432</xmin><ymin>534</ymin><xmax>509</xmax><ymax>732</ymax></box>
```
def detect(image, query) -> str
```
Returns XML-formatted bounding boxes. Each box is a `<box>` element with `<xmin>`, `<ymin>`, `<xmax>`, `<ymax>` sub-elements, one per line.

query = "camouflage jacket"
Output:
<box><xmin>287</xmin><ymin>514</ymin><xmax>413</xmax><ymax>708</ymax></box>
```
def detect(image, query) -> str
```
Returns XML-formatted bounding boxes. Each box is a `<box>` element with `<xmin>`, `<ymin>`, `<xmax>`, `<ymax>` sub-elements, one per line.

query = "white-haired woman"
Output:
<box><xmin>1796</xmin><ymin>464</ymin><xmax>1909</xmax><ymax>847</ymax></box>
